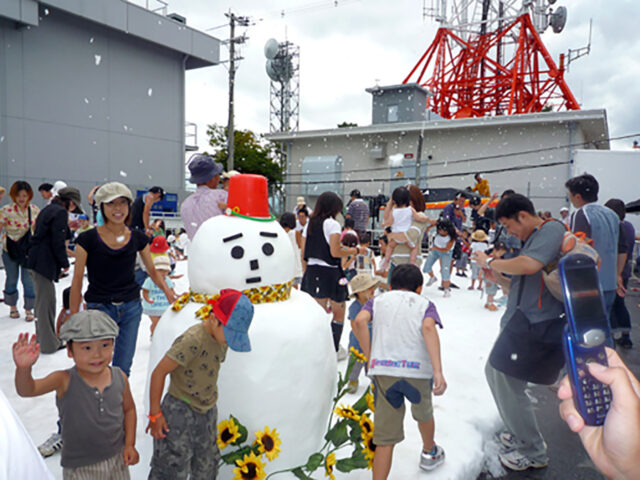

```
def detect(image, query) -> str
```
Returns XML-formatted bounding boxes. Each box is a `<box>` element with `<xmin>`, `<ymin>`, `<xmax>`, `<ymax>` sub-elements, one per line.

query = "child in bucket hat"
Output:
<box><xmin>147</xmin><ymin>289</ymin><xmax>254</xmax><ymax>478</ymax></box>
<box><xmin>346</xmin><ymin>273</ymin><xmax>379</xmax><ymax>393</ymax></box>
<box><xmin>12</xmin><ymin>310</ymin><xmax>140</xmax><ymax>476</ymax></box>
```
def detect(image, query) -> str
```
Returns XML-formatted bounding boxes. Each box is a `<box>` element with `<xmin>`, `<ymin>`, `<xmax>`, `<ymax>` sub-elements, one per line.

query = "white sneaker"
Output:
<box><xmin>38</xmin><ymin>433</ymin><xmax>63</xmax><ymax>458</ymax></box>
<box><xmin>337</xmin><ymin>345</ymin><xmax>348</xmax><ymax>361</ymax></box>
<box><xmin>419</xmin><ymin>444</ymin><xmax>445</xmax><ymax>471</ymax></box>
<box><xmin>443</xmin><ymin>289</ymin><xmax>451</xmax><ymax>298</ymax></box>
<box><xmin>426</xmin><ymin>276</ymin><xmax>438</xmax><ymax>287</ymax></box>
<box><xmin>499</xmin><ymin>449</ymin><xmax>548</xmax><ymax>471</ymax></box>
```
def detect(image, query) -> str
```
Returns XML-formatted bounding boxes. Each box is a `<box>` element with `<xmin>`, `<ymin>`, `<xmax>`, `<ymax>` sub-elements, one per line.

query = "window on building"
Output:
<box><xmin>387</xmin><ymin>104</ymin><xmax>399</xmax><ymax>122</ymax></box>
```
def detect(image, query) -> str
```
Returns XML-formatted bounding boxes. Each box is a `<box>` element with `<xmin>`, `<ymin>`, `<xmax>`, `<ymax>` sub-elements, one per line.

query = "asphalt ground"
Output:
<box><xmin>478</xmin><ymin>276</ymin><xmax>640</xmax><ymax>480</ymax></box>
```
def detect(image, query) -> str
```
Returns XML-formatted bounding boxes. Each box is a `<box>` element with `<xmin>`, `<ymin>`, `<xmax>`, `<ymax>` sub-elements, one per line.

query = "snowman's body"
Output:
<box><xmin>148</xmin><ymin>214</ymin><xmax>336</xmax><ymax>473</ymax></box>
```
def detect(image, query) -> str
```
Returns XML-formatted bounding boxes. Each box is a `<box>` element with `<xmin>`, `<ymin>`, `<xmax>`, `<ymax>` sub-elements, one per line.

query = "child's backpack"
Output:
<box><xmin>541</xmin><ymin>219</ymin><xmax>601</xmax><ymax>301</ymax></box>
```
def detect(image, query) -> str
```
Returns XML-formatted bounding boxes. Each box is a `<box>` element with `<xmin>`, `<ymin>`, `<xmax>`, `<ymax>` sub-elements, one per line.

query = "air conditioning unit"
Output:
<box><xmin>370</xmin><ymin>143</ymin><xmax>387</xmax><ymax>160</ymax></box>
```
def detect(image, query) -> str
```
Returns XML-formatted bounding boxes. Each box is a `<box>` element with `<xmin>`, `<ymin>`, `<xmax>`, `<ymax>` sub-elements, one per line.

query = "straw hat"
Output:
<box><xmin>471</xmin><ymin>230</ymin><xmax>489</xmax><ymax>242</ymax></box>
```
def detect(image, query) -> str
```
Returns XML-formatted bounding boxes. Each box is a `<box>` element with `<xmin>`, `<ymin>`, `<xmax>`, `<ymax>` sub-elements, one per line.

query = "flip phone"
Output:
<box><xmin>558</xmin><ymin>254</ymin><xmax>612</xmax><ymax>426</ymax></box>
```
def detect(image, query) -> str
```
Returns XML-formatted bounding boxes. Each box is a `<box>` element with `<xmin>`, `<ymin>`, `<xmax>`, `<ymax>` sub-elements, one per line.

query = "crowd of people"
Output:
<box><xmin>4</xmin><ymin>164</ymin><xmax>640</xmax><ymax>479</ymax></box>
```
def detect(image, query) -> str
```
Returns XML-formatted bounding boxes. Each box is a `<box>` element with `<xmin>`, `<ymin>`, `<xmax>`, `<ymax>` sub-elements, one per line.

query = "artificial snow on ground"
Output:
<box><xmin>0</xmin><ymin>259</ymin><xmax>513</xmax><ymax>479</ymax></box>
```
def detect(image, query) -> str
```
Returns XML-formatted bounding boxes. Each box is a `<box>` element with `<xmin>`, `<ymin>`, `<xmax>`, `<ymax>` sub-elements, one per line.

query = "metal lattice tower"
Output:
<box><xmin>267</xmin><ymin>42</ymin><xmax>300</xmax><ymax>133</ymax></box>
<box><xmin>405</xmin><ymin>0</ymin><xmax>579</xmax><ymax>118</ymax></box>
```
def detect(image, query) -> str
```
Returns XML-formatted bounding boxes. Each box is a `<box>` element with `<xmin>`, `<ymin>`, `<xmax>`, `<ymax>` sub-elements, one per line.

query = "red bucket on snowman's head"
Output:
<box><xmin>226</xmin><ymin>174</ymin><xmax>272</xmax><ymax>220</ymax></box>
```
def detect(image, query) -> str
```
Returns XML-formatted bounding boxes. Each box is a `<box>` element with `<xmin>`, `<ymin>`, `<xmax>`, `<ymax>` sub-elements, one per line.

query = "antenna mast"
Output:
<box><xmin>409</xmin><ymin>0</ymin><xmax>579</xmax><ymax>118</ymax></box>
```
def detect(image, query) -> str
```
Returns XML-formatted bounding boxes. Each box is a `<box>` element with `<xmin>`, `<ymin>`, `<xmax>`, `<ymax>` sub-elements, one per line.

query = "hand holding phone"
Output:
<box><xmin>558</xmin><ymin>347</ymin><xmax>640</xmax><ymax>479</ymax></box>
<box><xmin>558</xmin><ymin>254</ymin><xmax>612</xmax><ymax>426</ymax></box>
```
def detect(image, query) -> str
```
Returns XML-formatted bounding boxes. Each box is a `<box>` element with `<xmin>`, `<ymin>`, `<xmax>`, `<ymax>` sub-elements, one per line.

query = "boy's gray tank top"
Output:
<box><xmin>56</xmin><ymin>366</ymin><xmax>125</xmax><ymax>468</ymax></box>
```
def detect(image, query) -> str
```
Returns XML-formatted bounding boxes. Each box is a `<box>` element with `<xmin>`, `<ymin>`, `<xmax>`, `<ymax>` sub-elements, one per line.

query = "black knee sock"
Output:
<box><xmin>331</xmin><ymin>321</ymin><xmax>344</xmax><ymax>352</ymax></box>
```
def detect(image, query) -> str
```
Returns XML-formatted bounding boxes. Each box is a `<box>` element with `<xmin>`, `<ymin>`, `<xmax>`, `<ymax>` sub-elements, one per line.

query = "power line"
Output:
<box><xmin>280</xmin><ymin>160</ymin><xmax>571</xmax><ymax>186</ymax></box>
<box><xmin>282</xmin><ymin>132</ymin><xmax>640</xmax><ymax>177</ymax></box>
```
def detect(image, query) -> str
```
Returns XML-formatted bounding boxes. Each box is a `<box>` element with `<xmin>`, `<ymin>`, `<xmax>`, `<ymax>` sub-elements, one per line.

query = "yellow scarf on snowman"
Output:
<box><xmin>171</xmin><ymin>280</ymin><xmax>294</xmax><ymax>320</ymax></box>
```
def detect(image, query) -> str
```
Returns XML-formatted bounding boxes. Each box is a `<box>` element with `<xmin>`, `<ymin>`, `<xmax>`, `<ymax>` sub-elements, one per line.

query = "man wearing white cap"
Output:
<box><xmin>559</xmin><ymin>207</ymin><xmax>569</xmax><ymax>226</ymax></box>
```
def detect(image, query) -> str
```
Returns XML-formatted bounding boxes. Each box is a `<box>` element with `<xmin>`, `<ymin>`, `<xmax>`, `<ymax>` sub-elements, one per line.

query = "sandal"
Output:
<box><xmin>9</xmin><ymin>310</ymin><xmax>20</xmax><ymax>319</ymax></box>
<box><xmin>484</xmin><ymin>303</ymin><xmax>498</xmax><ymax>312</ymax></box>
<box><xmin>25</xmin><ymin>311</ymin><xmax>35</xmax><ymax>322</ymax></box>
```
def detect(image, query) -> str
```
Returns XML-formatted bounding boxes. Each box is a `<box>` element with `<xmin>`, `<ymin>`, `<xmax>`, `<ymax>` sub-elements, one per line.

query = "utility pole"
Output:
<box><xmin>224</xmin><ymin>11</ymin><xmax>250</xmax><ymax>171</ymax></box>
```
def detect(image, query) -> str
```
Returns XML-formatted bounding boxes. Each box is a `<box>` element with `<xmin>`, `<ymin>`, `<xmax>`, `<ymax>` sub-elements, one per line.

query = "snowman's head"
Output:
<box><xmin>188</xmin><ymin>215</ymin><xmax>295</xmax><ymax>293</ymax></box>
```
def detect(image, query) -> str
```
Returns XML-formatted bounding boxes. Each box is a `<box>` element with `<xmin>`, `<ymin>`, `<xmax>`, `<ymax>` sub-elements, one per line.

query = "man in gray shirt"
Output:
<box><xmin>346</xmin><ymin>189</ymin><xmax>369</xmax><ymax>236</ymax></box>
<box><xmin>474</xmin><ymin>193</ymin><xmax>565</xmax><ymax>472</ymax></box>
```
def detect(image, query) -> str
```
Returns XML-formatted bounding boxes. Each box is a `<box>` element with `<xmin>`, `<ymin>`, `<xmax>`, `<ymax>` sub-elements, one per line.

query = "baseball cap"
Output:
<box><xmin>296</xmin><ymin>196</ymin><xmax>305</xmax><ymax>206</ymax></box>
<box><xmin>560</xmin><ymin>207</ymin><xmax>569</xmax><ymax>212</ymax></box>
<box><xmin>94</xmin><ymin>182</ymin><xmax>134</xmax><ymax>205</ymax></box>
<box><xmin>208</xmin><ymin>289</ymin><xmax>254</xmax><ymax>352</ymax></box>
<box><xmin>188</xmin><ymin>154</ymin><xmax>223</xmax><ymax>184</ymax></box>
<box><xmin>153</xmin><ymin>255</ymin><xmax>171</xmax><ymax>271</ymax></box>
<box><xmin>59</xmin><ymin>310</ymin><xmax>119</xmax><ymax>342</ymax></box>
<box><xmin>150</xmin><ymin>235</ymin><xmax>170</xmax><ymax>253</ymax></box>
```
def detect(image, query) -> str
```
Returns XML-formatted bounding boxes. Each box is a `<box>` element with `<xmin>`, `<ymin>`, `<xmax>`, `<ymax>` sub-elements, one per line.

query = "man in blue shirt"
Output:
<box><xmin>566</xmin><ymin>173</ymin><xmax>625</xmax><ymax>346</ymax></box>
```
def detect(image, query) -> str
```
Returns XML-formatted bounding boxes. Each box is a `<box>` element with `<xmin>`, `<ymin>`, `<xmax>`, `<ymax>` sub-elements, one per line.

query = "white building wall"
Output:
<box><xmin>284</xmin><ymin>120</ymin><xmax>589</xmax><ymax>214</ymax></box>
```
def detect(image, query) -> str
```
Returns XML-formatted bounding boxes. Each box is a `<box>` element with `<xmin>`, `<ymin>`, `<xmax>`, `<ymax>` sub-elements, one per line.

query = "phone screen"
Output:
<box><xmin>563</xmin><ymin>265</ymin><xmax>607</xmax><ymax>330</ymax></box>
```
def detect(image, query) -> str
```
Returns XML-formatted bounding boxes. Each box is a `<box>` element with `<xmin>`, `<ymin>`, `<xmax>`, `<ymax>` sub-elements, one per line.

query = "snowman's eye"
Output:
<box><xmin>231</xmin><ymin>246</ymin><xmax>244</xmax><ymax>259</ymax></box>
<box><xmin>262</xmin><ymin>242</ymin><xmax>274</xmax><ymax>256</ymax></box>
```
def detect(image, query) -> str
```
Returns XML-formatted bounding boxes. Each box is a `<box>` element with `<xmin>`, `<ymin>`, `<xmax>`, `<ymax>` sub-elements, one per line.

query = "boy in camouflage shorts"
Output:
<box><xmin>147</xmin><ymin>290</ymin><xmax>254</xmax><ymax>479</ymax></box>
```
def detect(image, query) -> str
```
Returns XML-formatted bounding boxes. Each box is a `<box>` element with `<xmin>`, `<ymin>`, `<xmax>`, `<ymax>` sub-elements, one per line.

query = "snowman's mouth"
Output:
<box><xmin>246</xmin><ymin>277</ymin><xmax>261</xmax><ymax>284</ymax></box>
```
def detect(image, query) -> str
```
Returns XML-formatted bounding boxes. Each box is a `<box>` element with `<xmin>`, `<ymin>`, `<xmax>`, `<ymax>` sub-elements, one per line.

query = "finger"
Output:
<box><xmin>558</xmin><ymin>398</ymin><xmax>585</xmax><ymax>433</ymax></box>
<box><xmin>587</xmin><ymin>362</ymin><xmax>640</xmax><ymax>412</ymax></box>
<box><xmin>557</xmin><ymin>375</ymin><xmax>573</xmax><ymax>400</ymax></box>
<box><xmin>602</xmin><ymin>348</ymin><xmax>640</xmax><ymax>397</ymax></box>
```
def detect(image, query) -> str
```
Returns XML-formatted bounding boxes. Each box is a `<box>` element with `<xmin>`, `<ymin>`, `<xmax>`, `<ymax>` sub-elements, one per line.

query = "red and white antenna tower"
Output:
<box><xmin>404</xmin><ymin>0</ymin><xmax>580</xmax><ymax>119</ymax></box>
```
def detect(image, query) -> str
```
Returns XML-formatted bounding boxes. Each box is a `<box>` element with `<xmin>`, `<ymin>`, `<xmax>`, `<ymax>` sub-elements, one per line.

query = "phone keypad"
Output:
<box><xmin>579</xmin><ymin>374</ymin><xmax>611</xmax><ymax>424</ymax></box>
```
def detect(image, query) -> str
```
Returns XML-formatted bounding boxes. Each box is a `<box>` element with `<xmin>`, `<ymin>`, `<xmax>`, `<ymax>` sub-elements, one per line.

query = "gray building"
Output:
<box><xmin>0</xmin><ymin>0</ymin><xmax>220</xmax><ymax>209</ymax></box>
<box><xmin>267</xmin><ymin>85</ymin><xmax>609</xmax><ymax>214</ymax></box>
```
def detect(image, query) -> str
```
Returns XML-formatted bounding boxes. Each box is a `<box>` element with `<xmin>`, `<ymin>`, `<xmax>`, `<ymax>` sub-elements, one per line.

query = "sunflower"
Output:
<box><xmin>325</xmin><ymin>452</ymin><xmax>337</xmax><ymax>480</ymax></box>
<box><xmin>349</xmin><ymin>347</ymin><xmax>367</xmax><ymax>363</ymax></box>
<box><xmin>359</xmin><ymin>413</ymin><xmax>374</xmax><ymax>439</ymax></box>
<box><xmin>217</xmin><ymin>418</ymin><xmax>241</xmax><ymax>450</ymax></box>
<box><xmin>363</xmin><ymin>434</ymin><xmax>377</xmax><ymax>469</ymax></box>
<box><xmin>365</xmin><ymin>391</ymin><xmax>375</xmax><ymax>413</ymax></box>
<box><xmin>232</xmin><ymin>452</ymin><xmax>267</xmax><ymax>480</ymax></box>
<box><xmin>254</xmin><ymin>426</ymin><xmax>282</xmax><ymax>461</ymax></box>
<box><xmin>334</xmin><ymin>404</ymin><xmax>361</xmax><ymax>421</ymax></box>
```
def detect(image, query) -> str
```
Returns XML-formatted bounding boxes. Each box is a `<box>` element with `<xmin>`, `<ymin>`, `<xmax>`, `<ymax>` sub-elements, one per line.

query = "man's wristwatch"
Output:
<box><xmin>486</xmin><ymin>257</ymin><xmax>495</xmax><ymax>268</ymax></box>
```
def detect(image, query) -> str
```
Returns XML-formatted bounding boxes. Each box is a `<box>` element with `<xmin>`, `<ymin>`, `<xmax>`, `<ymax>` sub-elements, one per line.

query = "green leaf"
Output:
<box><xmin>292</xmin><ymin>467</ymin><xmax>315</xmax><ymax>480</ymax></box>
<box><xmin>305</xmin><ymin>453</ymin><xmax>324</xmax><ymax>471</ymax></box>
<box><xmin>220</xmin><ymin>445</ymin><xmax>252</xmax><ymax>465</ymax></box>
<box><xmin>325</xmin><ymin>420</ymin><xmax>349</xmax><ymax>447</ymax></box>
<box><xmin>336</xmin><ymin>450</ymin><xmax>369</xmax><ymax>472</ymax></box>
<box><xmin>230</xmin><ymin>415</ymin><xmax>248</xmax><ymax>445</ymax></box>
<box><xmin>349</xmin><ymin>423</ymin><xmax>363</xmax><ymax>442</ymax></box>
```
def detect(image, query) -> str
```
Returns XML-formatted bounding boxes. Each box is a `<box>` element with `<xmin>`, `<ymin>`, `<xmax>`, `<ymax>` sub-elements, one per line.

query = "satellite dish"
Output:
<box><xmin>550</xmin><ymin>6</ymin><xmax>567</xmax><ymax>33</ymax></box>
<box><xmin>264</xmin><ymin>38</ymin><xmax>279</xmax><ymax>59</ymax></box>
<box><xmin>266</xmin><ymin>57</ymin><xmax>293</xmax><ymax>83</ymax></box>
<box><xmin>266</xmin><ymin>60</ymin><xmax>279</xmax><ymax>82</ymax></box>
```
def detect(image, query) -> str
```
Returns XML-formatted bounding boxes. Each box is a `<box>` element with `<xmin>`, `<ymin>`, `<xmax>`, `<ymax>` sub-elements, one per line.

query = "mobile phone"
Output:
<box><xmin>558</xmin><ymin>254</ymin><xmax>612</xmax><ymax>426</ymax></box>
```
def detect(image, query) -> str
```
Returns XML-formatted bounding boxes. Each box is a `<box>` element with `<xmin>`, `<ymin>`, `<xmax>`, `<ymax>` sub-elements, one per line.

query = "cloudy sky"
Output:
<box><xmin>156</xmin><ymin>0</ymin><xmax>640</xmax><ymax>151</ymax></box>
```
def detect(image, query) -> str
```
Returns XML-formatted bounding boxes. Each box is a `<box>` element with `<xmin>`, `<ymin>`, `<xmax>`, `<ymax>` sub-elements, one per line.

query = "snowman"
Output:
<box><xmin>147</xmin><ymin>174</ymin><xmax>337</xmax><ymax>475</ymax></box>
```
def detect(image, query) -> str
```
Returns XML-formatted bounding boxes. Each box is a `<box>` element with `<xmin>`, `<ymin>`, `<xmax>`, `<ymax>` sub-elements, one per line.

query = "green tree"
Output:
<box><xmin>206</xmin><ymin>124</ymin><xmax>283</xmax><ymax>186</ymax></box>
<box><xmin>337</xmin><ymin>121</ymin><xmax>358</xmax><ymax>128</ymax></box>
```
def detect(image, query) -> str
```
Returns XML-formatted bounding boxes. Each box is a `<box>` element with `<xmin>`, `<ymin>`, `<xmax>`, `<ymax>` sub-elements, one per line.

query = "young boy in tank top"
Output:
<box><xmin>12</xmin><ymin>310</ymin><xmax>139</xmax><ymax>478</ymax></box>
